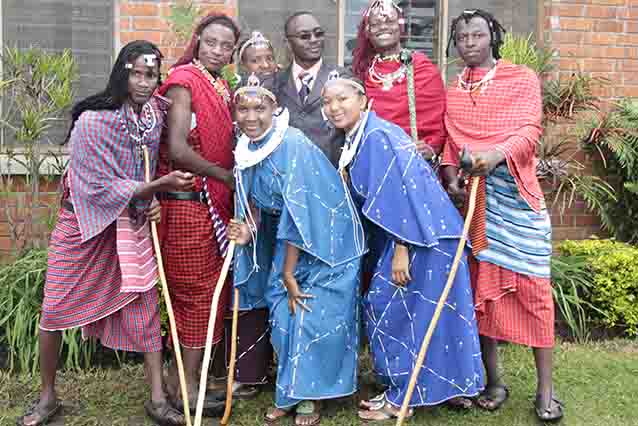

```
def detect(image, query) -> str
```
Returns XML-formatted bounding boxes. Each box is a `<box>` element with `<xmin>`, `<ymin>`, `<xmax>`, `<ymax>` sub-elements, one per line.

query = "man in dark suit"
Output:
<box><xmin>275</xmin><ymin>12</ymin><xmax>343</xmax><ymax>166</ymax></box>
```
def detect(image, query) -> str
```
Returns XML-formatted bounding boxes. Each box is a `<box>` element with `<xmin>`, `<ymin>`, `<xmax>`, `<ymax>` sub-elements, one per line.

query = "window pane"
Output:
<box><xmin>237</xmin><ymin>0</ymin><xmax>339</xmax><ymax>66</ymax></box>
<box><xmin>2</xmin><ymin>0</ymin><xmax>114</xmax><ymax>145</ymax></box>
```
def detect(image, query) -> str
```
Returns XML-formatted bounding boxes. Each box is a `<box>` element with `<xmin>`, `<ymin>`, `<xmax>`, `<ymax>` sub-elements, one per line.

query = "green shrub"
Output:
<box><xmin>0</xmin><ymin>249</ymin><xmax>100</xmax><ymax>372</ymax></box>
<box><xmin>551</xmin><ymin>255</ymin><xmax>601</xmax><ymax>342</ymax></box>
<box><xmin>555</xmin><ymin>239</ymin><xmax>638</xmax><ymax>337</ymax></box>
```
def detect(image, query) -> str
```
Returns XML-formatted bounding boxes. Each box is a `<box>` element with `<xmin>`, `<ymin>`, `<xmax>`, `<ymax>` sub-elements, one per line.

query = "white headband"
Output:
<box><xmin>323</xmin><ymin>69</ymin><xmax>366</xmax><ymax>94</ymax></box>
<box><xmin>125</xmin><ymin>54</ymin><xmax>157</xmax><ymax>69</ymax></box>
<box><xmin>234</xmin><ymin>73</ymin><xmax>277</xmax><ymax>103</ymax></box>
<box><xmin>238</xmin><ymin>31</ymin><xmax>273</xmax><ymax>61</ymax></box>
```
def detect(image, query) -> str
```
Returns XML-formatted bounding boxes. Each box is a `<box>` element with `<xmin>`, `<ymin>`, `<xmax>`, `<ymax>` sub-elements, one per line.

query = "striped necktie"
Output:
<box><xmin>298</xmin><ymin>72</ymin><xmax>313</xmax><ymax>104</ymax></box>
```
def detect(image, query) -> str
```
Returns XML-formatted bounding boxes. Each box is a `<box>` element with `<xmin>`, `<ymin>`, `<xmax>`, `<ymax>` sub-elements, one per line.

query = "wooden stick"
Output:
<box><xmin>142</xmin><ymin>146</ymin><xmax>192</xmax><ymax>426</ymax></box>
<box><xmin>193</xmin><ymin>240</ymin><xmax>236</xmax><ymax>426</ymax></box>
<box><xmin>221</xmin><ymin>287</ymin><xmax>240</xmax><ymax>425</ymax></box>
<box><xmin>395</xmin><ymin>176</ymin><xmax>480</xmax><ymax>426</ymax></box>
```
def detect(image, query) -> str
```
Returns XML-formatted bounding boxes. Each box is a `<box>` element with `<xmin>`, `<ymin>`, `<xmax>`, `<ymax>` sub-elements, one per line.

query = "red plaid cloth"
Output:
<box><xmin>442</xmin><ymin>60</ymin><xmax>544</xmax><ymax>212</ymax></box>
<box><xmin>367</xmin><ymin>52</ymin><xmax>447</xmax><ymax>153</ymax></box>
<box><xmin>157</xmin><ymin>64</ymin><xmax>234</xmax><ymax>348</ymax></box>
<box><xmin>42</xmin><ymin>208</ymin><xmax>162</xmax><ymax>353</ymax></box>
<box><xmin>444</xmin><ymin>62</ymin><xmax>554</xmax><ymax>348</ymax></box>
<box><xmin>469</xmin><ymin>258</ymin><xmax>555</xmax><ymax>348</ymax></box>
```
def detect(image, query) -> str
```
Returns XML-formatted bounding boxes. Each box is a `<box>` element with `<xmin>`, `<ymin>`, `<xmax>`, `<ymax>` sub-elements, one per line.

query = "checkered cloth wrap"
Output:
<box><xmin>157</xmin><ymin>64</ymin><xmax>234</xmax><ymax>348</ymax></box>
<box><xmin>40</xmin><ymin>100</ymin><xmax>168</xmax><ymax>352</ymax></box>
<box><xmin>41</xmin><ymin>208</ymin><xmax>162</xmax><ymax>352</ymax></box>
<box><xmin>68</xmin><ymin>98</ymin><xmax>166</xmax><ymax>242</ymax></box>
<box><xmin>443</xmin><ymin>62</ymin><xmax>554</xmax><ymax>348</ymax></box>
<box><xmin>470</xmin><ymin>258</ymin><xmax>554</xmax><ymax>348</ymax></box>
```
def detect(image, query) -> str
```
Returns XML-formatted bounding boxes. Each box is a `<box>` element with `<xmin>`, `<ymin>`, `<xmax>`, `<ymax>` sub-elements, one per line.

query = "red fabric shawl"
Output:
<box><xmin>157</xmin><ymin>63</ymin><xmax>234</xmax><ymax>219</ymax></box>
<box><xmin>365</xmin><ymin>52</ymin><xmax>447</xmax><ymax>153</ymax></box>
<box><xmin>155</xmin><ymin>64</ymin><xmax>234</xmax><ymax>347</ymax></box>
<box><xmin>442</xmin><ymin>61</ymin><xmax>544</xmax><ymax>213</ymax></box>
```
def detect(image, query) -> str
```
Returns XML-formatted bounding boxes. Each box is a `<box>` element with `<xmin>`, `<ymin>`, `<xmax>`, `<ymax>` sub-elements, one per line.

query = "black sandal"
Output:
<box><xmin>144</xmin><ymin>400</ymin><xmax>185</xmax><ymax>426</ymax></box>
<box><xmin>168</xmin><ymin>390</ymin><xmax>226</xmax><ymax>418</ymax></box>
<box><xmin>17</xmin><ymin>399</ymin><xmax>61</xmax><ymax>426</ymax></box>
<box><xmin>535</xmin><ymin>394</ymin><xmax>564</xmax><ymax>422</ymax></box>
<box><xmin>476</xmin><ymin>385</ymin><xmax>509</xmax><ymax>411</ymax></box>
<box><xmin>446</xmin><ymin>396</ymin><xmax>474</xmax><ymax>410</ymax></box>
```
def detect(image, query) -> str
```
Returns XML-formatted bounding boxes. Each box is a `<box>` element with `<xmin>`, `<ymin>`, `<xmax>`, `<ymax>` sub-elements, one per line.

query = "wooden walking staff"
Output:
<box><xmin>142</xmin><ymin>146</ymin><xmax>192</xmax><ymax>426</ymax></box>
<box><xmin>222</xmin><ymin>198</ymin><xmax>254</xmax><ymax>424</ymax></box>
<box><xmin>395</xmin><ymin>147</ymin><xmax>480</xmax><ymax>426</ymax></box>
<box><xmin>221</xmin><ymin>287</ymin><xmax>240</xmax><ymax>425</ymax></box>
<box><xmin>194</xmin><ymin>224</ymin><xmax>236</xmax><ymax>426</ymax></box>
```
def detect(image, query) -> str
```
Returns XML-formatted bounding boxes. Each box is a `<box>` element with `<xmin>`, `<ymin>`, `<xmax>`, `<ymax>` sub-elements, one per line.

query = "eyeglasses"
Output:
<box><xmin>286</xmin><ymin>29</ymin><xmax>326</xmax><ymax>41</ymax></box>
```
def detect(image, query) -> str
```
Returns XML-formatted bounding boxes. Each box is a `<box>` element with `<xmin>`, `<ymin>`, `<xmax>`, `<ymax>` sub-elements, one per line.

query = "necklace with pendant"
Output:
<box><xmin>193</xmin><ymin>59</ymin><xmax>231</xmax><ymax>105</ymax></box>
<box><xmin>118</xmin><ymin>103</ymin><xmax>157</xmax><ymax>160</ymax></box>
<box><xmin>368</xmin><ymin>52</ymin><xmax>406</xmax><ymax>91</ymax></box>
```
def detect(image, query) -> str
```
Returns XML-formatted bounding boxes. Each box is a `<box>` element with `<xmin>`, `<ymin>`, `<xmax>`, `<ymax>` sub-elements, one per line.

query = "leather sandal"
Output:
<box><xmin>535</xmin><ymin>394</ymin><xmax>564</xmax><ymax>422</ymax></box>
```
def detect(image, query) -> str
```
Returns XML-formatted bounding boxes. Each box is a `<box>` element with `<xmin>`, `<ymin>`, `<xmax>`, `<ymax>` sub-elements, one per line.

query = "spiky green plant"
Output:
<box><xmin>579</xmin><ymin>100</ymin><xmax>638</xmax><ymax>242</ymax></box>
<box><xmin>0</xmin><ymin>46</ymin><xmax>77</xmax><ymax>254</ymax></box>
<box><xmin>499</xmin><ymin>32</ymin><xmax>554</xmax><ymax>75</ymax></box>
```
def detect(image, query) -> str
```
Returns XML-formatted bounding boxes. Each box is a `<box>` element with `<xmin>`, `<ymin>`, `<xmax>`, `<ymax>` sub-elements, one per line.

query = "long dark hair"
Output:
<box><xmin>66</xmin><ymin>40</ymin><xmax>163</xmax><ymax>142</ymax></box>
<box><xmin>447</xmin><ymin>9</ymin><xmax>506</xmax><ymax>60</ymax></box>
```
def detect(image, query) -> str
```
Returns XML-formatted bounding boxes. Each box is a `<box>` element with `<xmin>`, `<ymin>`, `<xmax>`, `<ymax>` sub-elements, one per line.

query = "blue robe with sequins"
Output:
<box><xmin>233</xmin><ymin>127</ymin><xmax>366</xmax><ymax>408</ymax></box>
<box><xmin>348</xmin><ymin>112</ymin><xmax>484</xmax><ymax>407</ymax></box>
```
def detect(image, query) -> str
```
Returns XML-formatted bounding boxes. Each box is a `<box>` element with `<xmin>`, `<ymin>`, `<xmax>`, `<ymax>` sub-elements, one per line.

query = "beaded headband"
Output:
<box><xmin>234</xmin><ymin>73</ymin><xmax>277</xmax><ymax>103</ymax></box>
<box><xmin>365</xmin><ymin>0</ymin><xmax>403</xmax><ymax>21</ymax></box>
<box><xmin>125</xmin><ymin>54</ymin><xmax>157</xmax><ymax>69</ymax></box>
<box><xmin>238</xmin><ymin>31</ymin><xmax>273</xmax><ymax>62</ymax></box>
<box><xmin>323</xmin><ymin>70</ymin><xmax>366</xmax><ymax>94</ymax></box>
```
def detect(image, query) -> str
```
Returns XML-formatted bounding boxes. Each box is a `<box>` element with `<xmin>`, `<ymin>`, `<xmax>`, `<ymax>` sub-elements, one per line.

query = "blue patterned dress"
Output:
<box><xmin>233</xmin><ymin>125</ymin><xmax>366</xmax><ymax>408</ymax></box>
<box><xmin>347</xmin><ymin>112</ymin><xmax>485</xmax><ymax>407</ymax></box>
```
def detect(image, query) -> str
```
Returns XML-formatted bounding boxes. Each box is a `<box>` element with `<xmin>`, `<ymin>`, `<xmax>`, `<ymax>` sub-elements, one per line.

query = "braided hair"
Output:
<box><xmin>446</xmin><ymin>9</ymin><xmax>506</xmax><ymax>60</ymax></box>
<box><xmin>65</xmin><ymin>40</ymin><xmax>163</xmax><ymax>142</ymax></box>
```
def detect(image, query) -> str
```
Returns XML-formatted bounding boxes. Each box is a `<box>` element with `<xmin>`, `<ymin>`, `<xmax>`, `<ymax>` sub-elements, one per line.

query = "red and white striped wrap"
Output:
<box><xmin>116</xmin><ymin>215</ymin><xmax>159</xmax><ymax>293</ymax></box>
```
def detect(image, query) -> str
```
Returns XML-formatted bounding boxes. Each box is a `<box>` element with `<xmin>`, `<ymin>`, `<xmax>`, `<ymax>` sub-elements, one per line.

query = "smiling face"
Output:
<box><xmin>241</xmin><ymin>45</ymin><xmax>277</xmax><ymax>76</ymax></box>
<box><xmin>286</xmin><ymin>14</ymin><xmax>325</xmax><ymax>65</ymax></box>
<box><xmin>366</xmin><ymin>7</ymin><xmax>401</xmax><ymax>54</ymax></box>
<box><xmin>197</xmin><ymin>23</ymin><xmax>237</xmax><ymax>73</ymax></box>
<box><xmin>321</xmin><ymin>81</ymin><xmax>367</xmax><ymax>133</ymax></box>
<box><xmin>454</xmin><ymin>16</ymin><xmax>494</xmax><ymax>68</ymax></box>
<box><xmin>127</xmin><ymin>55</ymin><xmax>160</xmax><ymax>107</ymax></box>
<box><xmin>234</xmin><ymin>94</ymin><xmax>277</xmax><ymax>140</ymax></box>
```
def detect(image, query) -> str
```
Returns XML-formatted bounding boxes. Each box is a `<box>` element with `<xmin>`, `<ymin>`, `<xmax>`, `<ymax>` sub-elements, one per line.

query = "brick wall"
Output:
<box><xmin>0</xmin><ymin>178</ymin><xmax>60</xmax><ymax>260</ymax></box>
<box><xmin>117</xmin><ymin>0</ymin><xmax>237</xmax><ymax>68</ymax></box>
<box><xmin>543</xmin><ymin>0</ymin><xmax>638</xmax><ymax>240</ymax></box>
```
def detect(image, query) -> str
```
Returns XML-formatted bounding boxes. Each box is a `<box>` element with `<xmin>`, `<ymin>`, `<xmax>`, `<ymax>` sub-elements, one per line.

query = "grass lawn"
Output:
<box><xmin>1</xmin><ymin>339</ymin><xmax>636</xmax><ymax>426</ymax></box>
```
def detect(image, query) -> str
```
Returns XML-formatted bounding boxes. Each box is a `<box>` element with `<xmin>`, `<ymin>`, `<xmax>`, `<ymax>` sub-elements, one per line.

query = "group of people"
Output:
<box><xmin>20</xmin><ymin>1</ymin><xmax>562</xmax><ymax>426</ymax></box>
